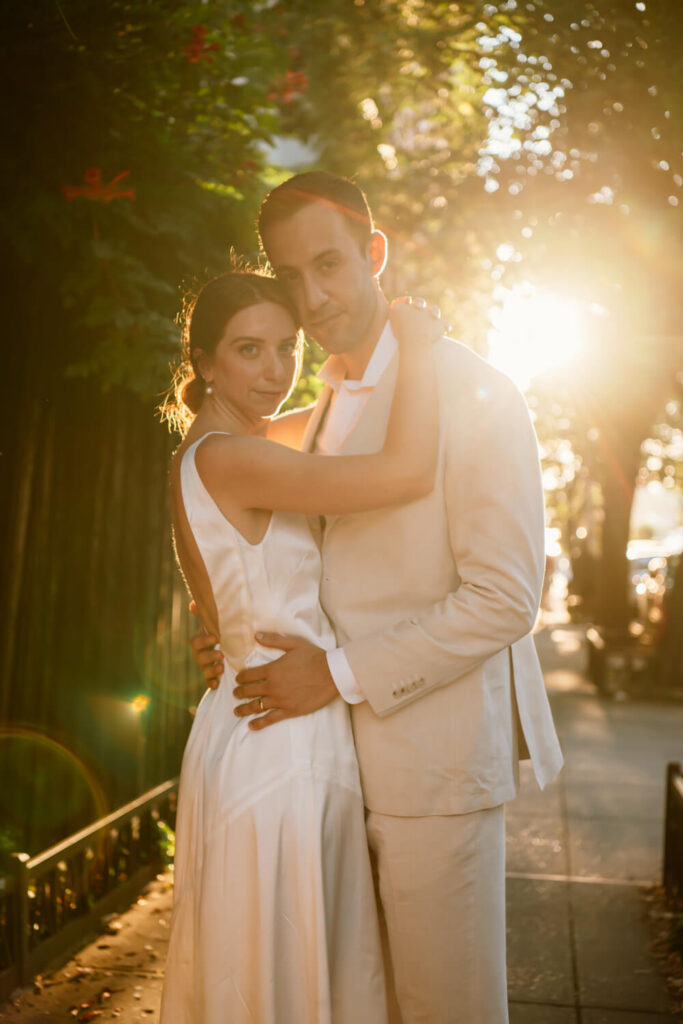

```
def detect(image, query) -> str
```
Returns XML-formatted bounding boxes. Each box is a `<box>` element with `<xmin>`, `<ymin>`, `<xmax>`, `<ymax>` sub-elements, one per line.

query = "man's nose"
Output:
<box><xmin>300</xmin><ymin>271</ymin><xmax>327</xmax><ymax>314</ymax></box>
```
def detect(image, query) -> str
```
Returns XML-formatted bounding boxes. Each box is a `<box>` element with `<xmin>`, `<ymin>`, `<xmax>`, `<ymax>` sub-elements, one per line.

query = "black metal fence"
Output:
<box><xmin>0</xmin><ymin>777</ymin><xmax>178</xmax><ymax>1003</ymax></box>
<box><xmin>664</xmin><ymin>761</ymin><xmax>683</xmax><ymax>906</ymax></box>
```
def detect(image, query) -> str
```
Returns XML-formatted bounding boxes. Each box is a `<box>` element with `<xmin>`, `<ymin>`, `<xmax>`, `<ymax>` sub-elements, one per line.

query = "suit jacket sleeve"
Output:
<box><xmin>342</xmin><ymin>362</ymin><xmax>546</xmax><ymax>717</ymax></box>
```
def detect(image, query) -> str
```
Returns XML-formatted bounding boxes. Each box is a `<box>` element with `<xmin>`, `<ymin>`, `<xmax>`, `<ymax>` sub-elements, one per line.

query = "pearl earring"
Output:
<box><xmin>205</xmin><ymin>380</ymin><xmax>213</xmax><ymax>395</ymax></box>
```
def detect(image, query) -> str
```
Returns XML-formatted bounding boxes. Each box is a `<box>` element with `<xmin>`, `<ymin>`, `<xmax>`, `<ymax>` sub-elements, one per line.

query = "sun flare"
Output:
<box><xmin>487</xmin><ymin>285</ymin><xmax>583</xmax><ymax>392</ymax></box>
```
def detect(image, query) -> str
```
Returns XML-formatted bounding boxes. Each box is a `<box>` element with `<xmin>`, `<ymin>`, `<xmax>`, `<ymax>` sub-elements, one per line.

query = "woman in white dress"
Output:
<box><xmin>159</xmin><ymin>270</ymin><xmax>439</xmax><ymax>1024</ymax></box>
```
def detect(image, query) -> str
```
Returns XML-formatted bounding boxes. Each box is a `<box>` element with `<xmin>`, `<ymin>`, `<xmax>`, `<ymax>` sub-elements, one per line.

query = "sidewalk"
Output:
<box><xmin>508</xmin><ymin>623</ymin><xmax>683</xmax><ymax>1023</ymax></box>
<box><xmin>2</xmin><ymin>624</ymin><xmax>681</xmax><ymax>1022</ymax></box>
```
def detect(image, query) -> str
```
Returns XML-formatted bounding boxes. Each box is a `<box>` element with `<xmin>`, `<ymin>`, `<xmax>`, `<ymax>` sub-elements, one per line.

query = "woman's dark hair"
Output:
<box><xmin>258</xmin><ymin>171</ymin><xmax>374</xmax><ymax>260</ymax></box>
<box><xmin>161</xmin><ymin>269</ymin><xmax>300</xmax><ymax>434</ymax></box>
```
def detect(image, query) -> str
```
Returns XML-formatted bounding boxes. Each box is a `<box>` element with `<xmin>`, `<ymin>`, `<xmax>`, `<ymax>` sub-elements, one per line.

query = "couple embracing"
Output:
<box><xmin>159</xmin><ymin>171</ymin><xmax>563</xmax><ymax>1024</ymax></box>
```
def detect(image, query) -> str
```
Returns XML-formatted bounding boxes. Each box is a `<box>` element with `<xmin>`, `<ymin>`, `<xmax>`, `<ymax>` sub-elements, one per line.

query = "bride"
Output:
<box><xmin>159</xmin><ymin>269</ymin><xmax>440</xmax><ymax>1024</ymax></box>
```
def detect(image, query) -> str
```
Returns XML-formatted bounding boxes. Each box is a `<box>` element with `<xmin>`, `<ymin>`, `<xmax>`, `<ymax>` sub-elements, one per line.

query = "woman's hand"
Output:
<box><xmin>389</xmin><ymin>296</ymin><xmax>448</xmax><ymax>348</ymax></box>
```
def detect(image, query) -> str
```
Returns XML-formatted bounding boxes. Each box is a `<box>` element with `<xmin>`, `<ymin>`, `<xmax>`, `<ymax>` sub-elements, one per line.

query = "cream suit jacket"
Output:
<box><xmin>305</xmin><ymin>335</ymin><xmax>563</xmax><ymax>817</ymax></box>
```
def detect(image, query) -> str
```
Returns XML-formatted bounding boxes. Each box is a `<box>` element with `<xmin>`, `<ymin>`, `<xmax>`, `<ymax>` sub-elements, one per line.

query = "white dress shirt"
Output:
<box><xmin>318</xmin><ymin>322</ymin><xmax>398</xmax><ymax>704</ymax></box>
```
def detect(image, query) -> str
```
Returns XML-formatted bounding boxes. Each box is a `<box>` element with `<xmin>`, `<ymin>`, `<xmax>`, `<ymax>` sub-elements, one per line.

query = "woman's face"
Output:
<box><xmin>200</xmin><ymin>301</ymin><xmax>300</xmax><ymax>421</ymax></box>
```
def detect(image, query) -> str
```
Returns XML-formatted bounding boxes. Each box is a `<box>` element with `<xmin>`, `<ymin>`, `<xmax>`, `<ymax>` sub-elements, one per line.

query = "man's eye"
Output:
<box><xmin>280</xmin><ymin>343</ymin><xmax>297</xmax><ymax>356</ymax></box>
<box><xmin>321</xmin><ymin>260</ymin><xmax>338</xmax><ymax>272</ymax></box>
<box><xmin>280</xmin><ymin>272</ymin><xmax>298</xmax><ymax>287</ymax></box>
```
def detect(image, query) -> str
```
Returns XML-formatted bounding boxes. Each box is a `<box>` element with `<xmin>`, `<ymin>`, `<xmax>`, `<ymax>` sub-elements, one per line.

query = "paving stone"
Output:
<box><xmin>563</xmin><ymin>778</ymin><xmax>664</xmax><ymax>821</ymax></box>
<box><xmin>571</xmin><ymin>881</ymin><xmax>672</xmax><ymax>1014</ymax></box>
<box><xmin>582</xmin><ymin>1010</ymin><xmax>678</xmax><ymax>1023</ymax></box>
<box><xmin>506</xmin><ymin>877</ymin><xmax>575</xmax><ymax>1006</ymax></box>
<box><xmin>567</xmin><ymin>817</ymin><xmax>662</xmax><ymax>882</ymax></box>
<box><xmin>506</xmin><ymin>816</ymin><xmax>567</xmax><ymax>875</ymax></box>
<box><xmin>509</xmin><ymin>1002</ymin><xmax>576</xmax><ymax>1023</ymax></box>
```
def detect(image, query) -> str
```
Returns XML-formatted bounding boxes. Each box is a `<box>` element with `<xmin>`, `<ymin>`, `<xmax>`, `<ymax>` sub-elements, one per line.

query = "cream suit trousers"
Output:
<box><xmin>366</xmin><ymin>806</ymin><xmax>508</xmax><ymax>1024</ymax></box>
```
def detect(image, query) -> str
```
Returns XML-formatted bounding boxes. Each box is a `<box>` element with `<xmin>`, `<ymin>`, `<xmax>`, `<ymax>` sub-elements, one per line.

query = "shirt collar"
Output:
<box><xmin>318</xmin><ymin>320</ymin><xmax>398</xmax><ymax>394</ymax></box>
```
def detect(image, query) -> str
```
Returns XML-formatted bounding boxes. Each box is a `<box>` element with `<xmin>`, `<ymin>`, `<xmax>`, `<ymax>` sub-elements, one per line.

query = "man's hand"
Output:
<box><xmin>233</xmin><ymin>634</ymin><xmax>337</xmax><ymax>731</ymax></box>
<box><xmin>189</xmin><ymin>601</ymin><xmax>224</xmax><ymax>690</ymax></box>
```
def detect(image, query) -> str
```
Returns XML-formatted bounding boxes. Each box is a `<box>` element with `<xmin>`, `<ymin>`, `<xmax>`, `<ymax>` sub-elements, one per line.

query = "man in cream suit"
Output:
<box><xmin>193</xmin><ymin>172</ymin><xmax>563</xmax><ymax>1023</ymax></box>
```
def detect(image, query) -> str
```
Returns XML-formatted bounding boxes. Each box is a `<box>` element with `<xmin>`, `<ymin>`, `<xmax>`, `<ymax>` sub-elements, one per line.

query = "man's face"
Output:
<box><xmin>262</xmin><ymin>202</ymin><xmax>379</xmax><ymax>355</ymax></box>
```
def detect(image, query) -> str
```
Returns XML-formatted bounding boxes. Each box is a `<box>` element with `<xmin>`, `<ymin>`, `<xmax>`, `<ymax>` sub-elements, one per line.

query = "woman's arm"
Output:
<box><xmin>196</xmin><ymin>301</ymin><xmax>441</xmax><ymax>516</ymax></box>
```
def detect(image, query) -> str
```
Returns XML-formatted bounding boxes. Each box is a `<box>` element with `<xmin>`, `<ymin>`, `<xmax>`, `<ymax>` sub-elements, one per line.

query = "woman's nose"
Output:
<box><xmin>262</xmin><ymin>349</ymin><xmax>287</xmax><ymax>381</ymax></box>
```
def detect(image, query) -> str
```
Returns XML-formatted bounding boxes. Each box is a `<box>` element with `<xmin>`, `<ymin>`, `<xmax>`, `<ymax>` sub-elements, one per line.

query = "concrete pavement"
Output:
<box><xmin>507</xmin><ymin>624</ymin><xmax>683</xmax><ymax>1022</ymax></box>
<box><xmin>2</xmin><ymin>623</ymin><xmax>681</xmax><ymax>1022</ymax></box>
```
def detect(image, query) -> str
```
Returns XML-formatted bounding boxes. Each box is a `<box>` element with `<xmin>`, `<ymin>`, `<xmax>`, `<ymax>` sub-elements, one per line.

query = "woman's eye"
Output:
<box><xmin>239</xmin><ymin>344</ymin><xmax>258</xmax><ymax>357</ymax></box>
<box><xmin>280</xmin><ymin>343</ymin><xmax>297</xmax><ymax>356</ymax></box>
<box><xmin>321</xmin><ymin>260</ymin><xmax>338</xmax><ymax>273</ymax></box>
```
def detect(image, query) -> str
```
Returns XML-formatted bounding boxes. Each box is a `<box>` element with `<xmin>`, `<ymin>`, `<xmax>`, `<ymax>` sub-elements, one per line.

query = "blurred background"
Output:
<box><xmin>0</xmin><ymin>0</ymin><xmax>681</xmax><ymax>858</ymax></box>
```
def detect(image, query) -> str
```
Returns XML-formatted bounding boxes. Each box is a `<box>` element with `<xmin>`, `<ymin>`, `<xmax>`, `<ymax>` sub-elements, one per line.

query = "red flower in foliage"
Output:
<box><xmin>268</xmin><ymin>69</ymin><xmax>309</xmax><ymax>106</ymax></box>
<box><xmin>184</xmin><ymin>24</ymin><xmax>220</xmax><ymax>64</ymax></box>
<box><xmin>62</xmin><ymin>167</ymin><xmax>135</xmax><ymax>203</ymax></box>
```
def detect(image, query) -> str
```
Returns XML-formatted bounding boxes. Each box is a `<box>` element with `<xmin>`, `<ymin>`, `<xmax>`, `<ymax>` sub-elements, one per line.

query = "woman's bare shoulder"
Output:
<box><xmin>266</xmin><ymin>404</ymin><xmax>316</xmax><ymax>449</ymax></box>
<box><xmin>193</xmin><ymin>432</ymin><xmax>270</xmax><ymax>478</ymax></box>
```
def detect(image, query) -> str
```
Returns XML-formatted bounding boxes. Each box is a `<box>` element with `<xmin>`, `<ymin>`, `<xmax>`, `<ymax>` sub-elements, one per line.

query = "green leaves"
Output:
<box><xmin>6</xmin><ymin>0</ymin><xmax>680</xmax><ymax>400</ymax></box>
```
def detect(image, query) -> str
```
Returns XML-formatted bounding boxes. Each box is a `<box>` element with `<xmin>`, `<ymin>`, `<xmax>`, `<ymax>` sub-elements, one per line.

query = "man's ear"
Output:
<box><xmin>368</xmin><ymin>229</ymin><xmax>388</xmax><ymax>278</ymax></box>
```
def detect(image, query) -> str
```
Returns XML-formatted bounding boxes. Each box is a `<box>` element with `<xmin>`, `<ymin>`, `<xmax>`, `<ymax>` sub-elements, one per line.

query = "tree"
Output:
<box><xmin>450</xmin><ymin>0</ymin><xmax>683</xmax><ymax>633</ymax></box>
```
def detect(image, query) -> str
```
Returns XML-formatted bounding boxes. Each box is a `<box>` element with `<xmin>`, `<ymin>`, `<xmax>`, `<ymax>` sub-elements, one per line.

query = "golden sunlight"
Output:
<box><xmin>487</xmin><ymin>284</ymin><xmax>583</xmax><ymax>392</ymax></box>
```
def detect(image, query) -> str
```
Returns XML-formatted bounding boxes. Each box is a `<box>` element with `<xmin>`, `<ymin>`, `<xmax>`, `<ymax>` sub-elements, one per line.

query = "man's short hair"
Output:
<box><xmin>258</xmin><ymin>171</ymin><xmax>374</xmax><ymax>259</ymax></box>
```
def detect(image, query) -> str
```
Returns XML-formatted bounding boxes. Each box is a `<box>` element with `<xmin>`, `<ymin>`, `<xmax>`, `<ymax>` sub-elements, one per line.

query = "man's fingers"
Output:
<box><xmin>233</xmin><ymin>681</ymin><xmax>270</xmax><ymax>702</ymax></box>
<box><xmin>235</xmin><ymin>664</ymin><xmax>270</xmax><ymax>685</ymax></box>
<box><xmin>255</xmin><ymin>632</ymin><xmax>302</xmax><ymax>651</ymax></box>
<box><xmin>233</xmin><ymin>697</ymin><xmax>263</xmax><ymax>718</ymax></box>
<box><xmin>249</xmin><ymin>708</ymin><xmax>288</xmax><ymax>731</ymax></box>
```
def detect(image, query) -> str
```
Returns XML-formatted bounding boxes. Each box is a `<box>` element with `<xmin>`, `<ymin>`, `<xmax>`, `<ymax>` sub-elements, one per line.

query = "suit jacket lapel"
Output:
<box><xmin>302</xmin><ymin>385</ymin><xmax>333</xmax><ymax>453</ymax></box>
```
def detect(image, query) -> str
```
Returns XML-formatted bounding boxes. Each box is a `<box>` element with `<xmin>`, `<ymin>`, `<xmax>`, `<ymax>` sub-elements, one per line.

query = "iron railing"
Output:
<box><xmin>0</xmin><ymin>777</ymin><xmax>177</xmax><ymax>1003</ymax></box>
<box><xmin>664</xmin><ymin>761</ymin><xmax>683</xmax><ymax>906</ymax></box>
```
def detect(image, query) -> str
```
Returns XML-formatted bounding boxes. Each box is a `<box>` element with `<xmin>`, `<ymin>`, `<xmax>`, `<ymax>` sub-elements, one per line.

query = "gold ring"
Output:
<box><xmin>258</xmin><ymin>697</ymin><xmax>265</xmax><ymax>713</ymax></box>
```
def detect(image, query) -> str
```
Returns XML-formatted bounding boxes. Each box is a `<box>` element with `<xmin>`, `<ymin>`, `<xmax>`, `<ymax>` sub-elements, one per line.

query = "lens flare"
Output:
<box><xmin>0</xmin><ymin>726</ymin><xmax>109</xmax><ymax>850</ymax></box>
<box><xmin>488</xmin><ymin>284</ymin><xmax>583</xmax><ymax>391</ymax></box>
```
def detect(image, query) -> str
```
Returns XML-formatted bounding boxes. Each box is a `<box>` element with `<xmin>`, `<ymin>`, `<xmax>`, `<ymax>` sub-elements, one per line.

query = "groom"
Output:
<box><xmin>191</xmin><ymin>171</ymin><xmax>563</xmax><ymax>1022</ymax></box>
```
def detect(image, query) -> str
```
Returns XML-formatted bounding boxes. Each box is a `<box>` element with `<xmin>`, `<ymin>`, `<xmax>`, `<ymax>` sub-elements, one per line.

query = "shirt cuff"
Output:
<box><xmin>326</xmin><ymin>648</ymin><xmax>366</xmax><ymax>704</ymax></box>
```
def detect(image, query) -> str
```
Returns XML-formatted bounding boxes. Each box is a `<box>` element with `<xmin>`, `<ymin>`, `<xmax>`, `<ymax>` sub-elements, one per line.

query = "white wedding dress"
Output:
<box><xmin>160</xmin><ymin>434</ymin><xmax>387</xmax><ymax>1024</ymax></box>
